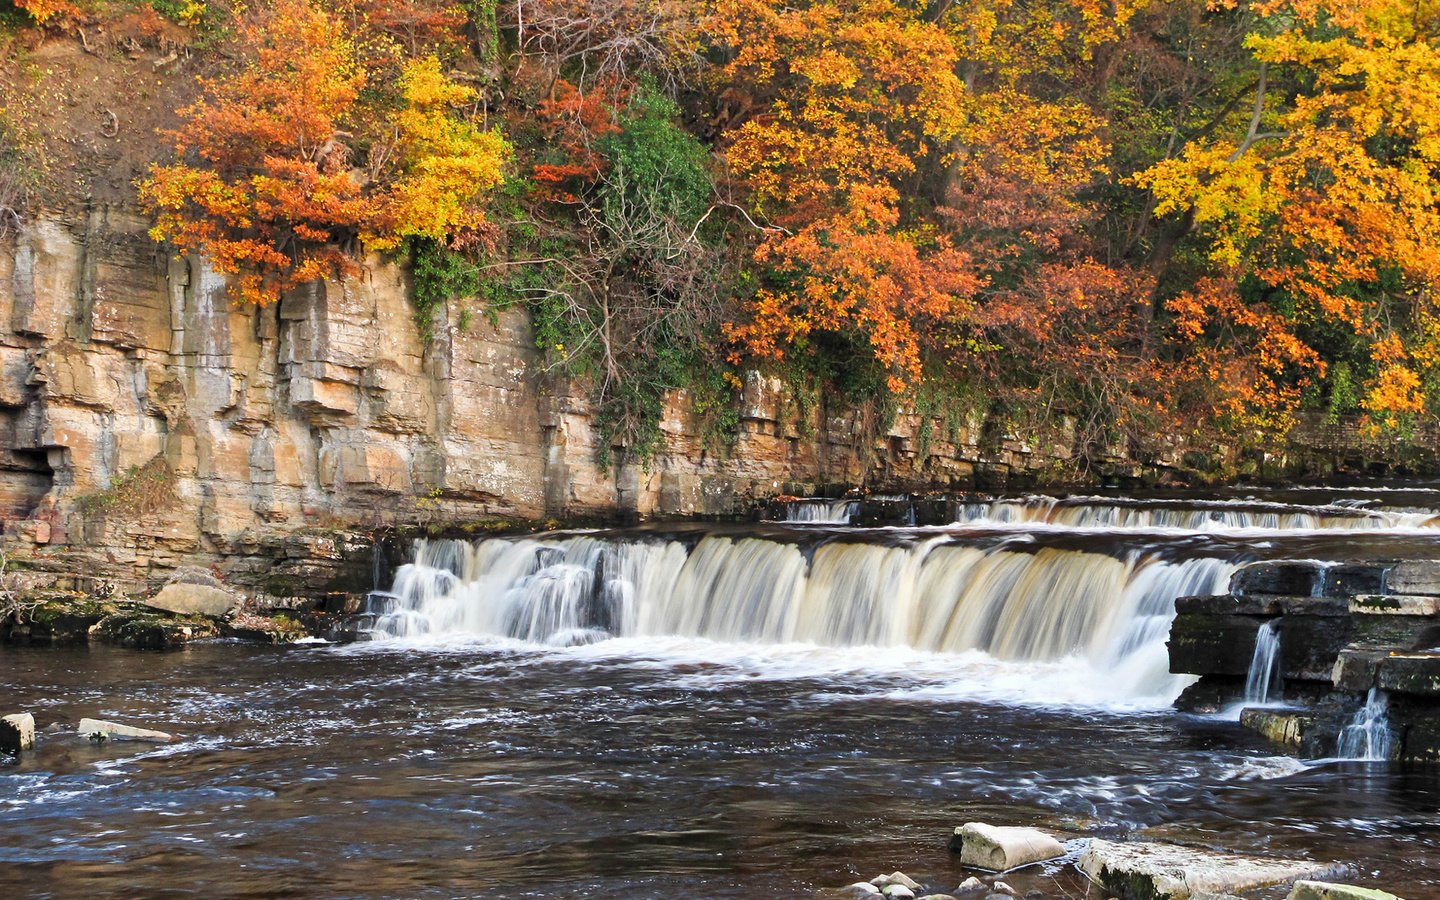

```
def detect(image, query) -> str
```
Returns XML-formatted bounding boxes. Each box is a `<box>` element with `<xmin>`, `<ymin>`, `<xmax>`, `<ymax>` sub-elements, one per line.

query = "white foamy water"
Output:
<box><xmin>366</xmin><ymin>531</ymin><xmax>1233</xmax><ymax>708</ymax></box>
<box><xmin>953</xmin><ymin>495</ymin><xmax>1437</xmax><ymax>531</ymax></box>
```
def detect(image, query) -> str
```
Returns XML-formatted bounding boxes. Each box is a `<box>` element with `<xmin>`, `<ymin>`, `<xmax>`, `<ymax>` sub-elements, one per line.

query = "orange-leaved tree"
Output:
<box><xmin>708</xmin><ymin>0</ymin><xmax>979</xmax><ymax>393</ymax></box>
<box><xmin>140</xmin><ymin>0</ymin><xmax>510</xmax><ymax>305</ymax></box>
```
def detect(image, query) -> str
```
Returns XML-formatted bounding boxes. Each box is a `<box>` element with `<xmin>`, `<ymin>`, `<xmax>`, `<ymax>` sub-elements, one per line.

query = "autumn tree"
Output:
<box><xmin>708</xmin><ymin>0</ymin><xmax>980</xmax><ymax>393</ymax></box>
<box><xmin>140</xmin><ymin>0</ymin><xmax>510</xmax><ymax>305</ymax></box>
<box><xmin>1134</xmin><ymin>0</ymin><xmax>1440</xmax><ymax>432</ymax></box>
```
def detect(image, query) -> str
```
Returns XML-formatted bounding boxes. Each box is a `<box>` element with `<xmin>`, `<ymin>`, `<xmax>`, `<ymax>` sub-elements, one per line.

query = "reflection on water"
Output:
<box><xmin>3</xmin><ymin>641</ymin><xmax>1438</xmax><ymax>898</ymax></box>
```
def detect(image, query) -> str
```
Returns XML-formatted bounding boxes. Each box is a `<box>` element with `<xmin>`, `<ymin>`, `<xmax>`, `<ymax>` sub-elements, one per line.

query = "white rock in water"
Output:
<box><xmin>1287</xmin><ymin>882</ymin><xmax>1403</xmax><ymax>900</ymax></box>
<box><xmin>882</xmin><ymin>886</ymin><xmax>916</xmax><ymax>900</ymax></box>
<box><xmin>78</xmin><ymin>718</ymin><xmax>176</xmax><ymax>743</ymax></box>
<box><xmin>955</xmin><ymin>823</ymin><xmax>1066</xmax><ymax>872</ymax></box>
<box><xmin>954</xmin><ymin>877</ymin><xmax>986</xmax><ymax>894</ymax></box>
<box><xmin>918</xmin><ymin>894</ymin><xmax>960</xmax><ymax>900</ymax></box>
<box><xmin>844</xmin><ymin>884</ymin><xmax>882</xmax><ymax>897</ymax></box>
<box><xmin>884</xmin><ymin>873</ymin><xmax>922</xmax><ymax>891</ymax></box>
<box><xmin>1080</xmin><ymin>838</ymin><xmax>1336</xmax><ymax>899</ymax></box>
<box><xmin>1</xmin><ymin>713</ymin><xmax>35</xmax><ymax>753</ymax></box>
<box><xmin>146</xmin><ymin>583</ymin><xmax>238</xmax><ymax>618</ymax></box>
<box><xmin>990</xmin><ymin>882</ymin><xmax>1016</xmax><ymax>897</ymax></box>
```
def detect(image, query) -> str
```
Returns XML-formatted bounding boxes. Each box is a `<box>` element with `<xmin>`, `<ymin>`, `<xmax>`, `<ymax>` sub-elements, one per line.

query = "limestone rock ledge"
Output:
<box><xmin>0</xmin><ymin>207</ymin><xmax>1089</xmax><ymax>590</ymax></box>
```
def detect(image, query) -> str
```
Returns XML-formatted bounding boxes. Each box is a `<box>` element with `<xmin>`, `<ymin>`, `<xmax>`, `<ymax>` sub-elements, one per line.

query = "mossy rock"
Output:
<box><xmin>92</xmin><ymin>608</ymin><xmax>220</xmax><ymax>650</ymax></box>
<box><xmin>3</xmin><ymin>593</ymin><xmax>120</xmax><ymax>644</ymax></box>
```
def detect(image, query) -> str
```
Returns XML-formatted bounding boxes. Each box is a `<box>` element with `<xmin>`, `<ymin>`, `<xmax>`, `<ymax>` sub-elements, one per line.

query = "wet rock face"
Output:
<box><xmin>1171</xmin><ymin>559</ymin><xmax>1440</xmax><ymax>762</ymax></box>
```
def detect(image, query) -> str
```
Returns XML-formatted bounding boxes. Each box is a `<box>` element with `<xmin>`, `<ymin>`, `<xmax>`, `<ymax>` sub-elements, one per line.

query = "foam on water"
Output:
<box><xmin>364</xmin><ymin>531</ymin><xmax>1232</xmax><ymax>709</ymax></box>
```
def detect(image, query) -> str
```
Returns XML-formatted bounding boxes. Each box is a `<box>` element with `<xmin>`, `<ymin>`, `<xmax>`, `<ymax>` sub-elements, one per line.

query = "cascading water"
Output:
<box><xmin>777</xmin><ymin>499</ymin><xmax>860</xmax><ymax>524</ymax></box>
<box><xmin>1243</xmin><ymin>619</ymin><xmax>1283</xmax><ymax>705</ymax></box>
<box><xmin>1337</xmin><ymin>688</ymin><xmax>1394</xmax><ymax>761</ymax></box>
<box><xmin>953</xmin><ymin>496</ymin><xmax>1435</xmax><ymax>530</ymax></box>
<box><xmin>364</xmin><ymin>491</ymin><xmax>1440</xmax><ymax>709</ymax></box>
<box><xmin>367</xmin><ymin>531</ymin><xmax>1232</xmax><ymax>702</ymax></box>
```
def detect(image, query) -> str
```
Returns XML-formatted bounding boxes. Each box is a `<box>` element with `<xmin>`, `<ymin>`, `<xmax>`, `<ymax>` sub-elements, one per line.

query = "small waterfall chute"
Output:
<box><xmin>1243</xmin><ymin>620</ymin><xmax>1284</xmax><ymax>705</ymax></box>
<box><xmin>1337</xmin><ymin>688</ymin><xmax>1394</xmax><ymax>761</ymax></box>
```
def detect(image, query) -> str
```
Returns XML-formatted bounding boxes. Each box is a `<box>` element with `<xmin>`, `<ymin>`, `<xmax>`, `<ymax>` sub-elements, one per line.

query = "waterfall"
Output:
<box><xmin>1337</xmin><ymin>688</ymin><xmax>1394</xmax><ymax>761</ymax></box>
<box><xmin>952</xmin><ymin>496</ymin><xmax>1434</xmax><ymax>530</ymax></box>
<box><xmin>778</xmin><ymin>499</ymin><xmax>859</xmax><ymax>524</ymax></box>
<box><xmin>1243</xmin><ymin>620</ymin><xmax>1283</xmax><ymax>705</ymax></box>
<box><xmin>367</xmin><ymin>534</ymin><xmax>1232</xmax><ymax>699</ymax></box>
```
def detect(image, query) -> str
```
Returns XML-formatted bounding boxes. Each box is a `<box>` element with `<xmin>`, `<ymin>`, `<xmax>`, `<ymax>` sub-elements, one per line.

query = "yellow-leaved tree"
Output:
<box><xmin>1134</xmin><ymin>0</ymin><xmax>1440</xmax><ymax>432</ymax></box>
<box><xmin>139</xmin><ymin>0</ymin><xmax>510</xmax><ymax>305</ymax></box>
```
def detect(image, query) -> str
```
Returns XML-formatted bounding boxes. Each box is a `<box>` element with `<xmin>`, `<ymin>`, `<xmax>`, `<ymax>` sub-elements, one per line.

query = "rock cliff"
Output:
<box><xmin>1</xmin><ymin>206</ymin><xmax>1092</xmax><ymax>593</ymax></box>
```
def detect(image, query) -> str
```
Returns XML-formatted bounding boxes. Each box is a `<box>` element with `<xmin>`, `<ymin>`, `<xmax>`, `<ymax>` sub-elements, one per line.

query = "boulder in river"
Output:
<box><xmin>1287</xmin><ymin>882</ymin><xmax>1403</xmax><ymax>900</ymax></box>
<box><xmin>950</xmin><ymin>823</ymin><xmax>1065</xmax><ymax>871</ymax></box>
<box><xmin>78</xmin><ymin>718</ymin><xmax>176</xmax><ymax>743</ymax></box>
<box><xmin>954</xmin><ymin>877</ymin><xmax>986</xmax><ymax>894</ymax></box>
<box><xmin>1080</xmin><ymin>838</ymin><xmax>1336</xmax><ymax>899</ymax></box>
<box><xmin>145</xmin><ymin>582</ymin><xmax>238</xmax><ymax>618</ymax></box>
<box><xmin>872</xmin><ymin>873</ymin><xmax>922</xmax><ymax>891</ymax></box>
<box><xmin>1</xmin><ymin>712</ymin><xmax>35</xmax><ymax>753</ymax></box>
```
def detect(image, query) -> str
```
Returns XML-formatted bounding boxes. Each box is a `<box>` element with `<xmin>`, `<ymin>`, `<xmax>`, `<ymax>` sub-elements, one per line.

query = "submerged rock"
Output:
<box><xmin>1287</xmin><ymin>882</ymin><xmax>1403</xmax><ymax>900</ymax></box>
<box><xmin>954</xmin><ymin>877</ymin><xmax>986</xmax><ymax>894</ymax></box>
<box><xmin>1</xmin><ymin>712</ymin><xmax>35</xmax><ymax>754</ymax></box>
<box><xmin>881</xmin><ymin>886</ymin><xmax>915</xmax><ymax>900</ymax></box>
<box><xmin>77</xmin><ymin>718</ymin><xmax>176</xmax><ymax>743</ymax></box>
<box><xmin>951</xmin><ymin>823</ymin><xmax>1065</xmax><ymax>872</ymax></box>
<box><xmin>1080</xmin><ymin>839</ymin><xmax>1335</xmax><ymax>900</ymax></box>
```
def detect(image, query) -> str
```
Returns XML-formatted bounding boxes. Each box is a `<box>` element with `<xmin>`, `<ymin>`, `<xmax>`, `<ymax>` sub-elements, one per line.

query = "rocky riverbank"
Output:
<box><xmin>1170</xmin><ymin>559</ymin><xmax>1440</xmax><ymax>761</ymax></box>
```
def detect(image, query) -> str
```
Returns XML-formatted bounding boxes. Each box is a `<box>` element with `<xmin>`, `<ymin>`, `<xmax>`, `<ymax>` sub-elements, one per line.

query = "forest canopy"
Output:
<box><xmin>7</xmin><ymin>0</ymin><xmax>1440</xmax><ymax>466</ymax></box>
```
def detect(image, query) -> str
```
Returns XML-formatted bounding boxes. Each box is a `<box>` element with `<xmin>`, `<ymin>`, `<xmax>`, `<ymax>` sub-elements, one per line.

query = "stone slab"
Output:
<box><xmin>1240</xmin><ymin>707</ymin><xmax>1313</xmax><ymax>747</ymax></box>
<box><xmin>1387</xmin><ymin>561</ymin><xmax>1440</xmax><ymax>596</ymax></box>
<box><xmin>145</xmin><ymin>583</ymin><xmax>238</xmax><ymax>618</ymax></box>
<box><xmin>1376</xmin><ymin>653</ymin><xmax>1440</xmax><ymax>697</ymax></box>
<box><xmin>1288</xmin><ymin>881</ymin><xmax>1403</xmax><ymax>900</ymax></box>
<box><xmin>1079</xmin><ymin>838</ymin><xmax>1336</xmax><ymax>900</ymax></box>
<box><xmin>1351</xmin><ymin>595</ymin><xmax>1440</xmax><ymax>616</ymax></box>
<box><xmin>78</xmin><ymin>718</ymin><xmax>176</xmax><ymax>743</ymax></box>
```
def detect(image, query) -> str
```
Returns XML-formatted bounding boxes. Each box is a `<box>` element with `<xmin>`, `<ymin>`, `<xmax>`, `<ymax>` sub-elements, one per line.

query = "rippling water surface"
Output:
<box><xmin>4</xmin><ymin>638</ymin><xmax>1439</xmax><ymax>898</ymax></box>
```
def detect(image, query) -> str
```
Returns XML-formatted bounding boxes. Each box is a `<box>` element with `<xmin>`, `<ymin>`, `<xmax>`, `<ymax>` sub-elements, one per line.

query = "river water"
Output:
<box><xmin>4</xmin><ymin>490</ymin><xmax>1440</xmax><ymax>897</ymax></box>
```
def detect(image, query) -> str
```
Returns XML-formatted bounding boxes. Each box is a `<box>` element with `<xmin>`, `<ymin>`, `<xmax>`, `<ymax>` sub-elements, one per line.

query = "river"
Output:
<box><xmin>4</xmin><ymin>489</ymin><xmax>1440</xmax><ymax>897</ymax></box>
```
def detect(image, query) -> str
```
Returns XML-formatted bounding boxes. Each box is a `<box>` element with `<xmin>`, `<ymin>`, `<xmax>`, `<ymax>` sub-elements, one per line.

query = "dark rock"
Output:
<box><xmin>92</xmin><ymin>607</ymin><xmax>220</xmax><ymax>650</ymax></box>
<box><xmin>1176</xmin><ymin>594</ymin><xmax>1284</xmax><ymax>616</ymax></box>
<box><xmin>1280</xmin><ymin>611</ymin><xmax>1353</xmax><ymax>682</ymax></box>
<box><xmin>1232</xmin><ymin>562</ymin><xmax>1324</xmax><ymax>599</ymax></box>
<box><xmin>1376</xmin><ymin>653</ymin><xmax>1440</xmax><ymax>697</ymax></box>
<box><xmin>1322</xmin><ymin>564</ymin><xmax>1389</xmax><ymax>598</ymax></box>
<box><xmin>1169</xmin><ymin>614</ymin><xmax>1269</xmax><ymax>676</ymax></box>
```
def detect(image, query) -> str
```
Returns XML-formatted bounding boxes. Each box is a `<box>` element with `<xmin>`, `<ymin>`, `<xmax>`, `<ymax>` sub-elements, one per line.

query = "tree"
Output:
<box><xmin>708</xmin><ymin>0</ymin><xmax>977</xmax><ymax>392</ymax></box>
<box><xmin>140</xmin><ymin>0</ymin><xmax>509</xmax><ymax>305</ymax></box>
<box><xmin>1134</xmin><ymin>0</ymin><xmax>1440</xmax><ymax>430</ymax></box>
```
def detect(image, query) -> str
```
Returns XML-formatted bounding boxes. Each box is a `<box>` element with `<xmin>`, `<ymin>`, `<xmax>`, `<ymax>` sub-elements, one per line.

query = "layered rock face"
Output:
<box><xmin>1</xmin><ymin>207</ymin><xmax>1085</xmax><ymax>593</ymax></box>
<box><xmin>1170</xmin><ymin>560</ymin><xmax>1440</xmax><ymax>761</ymax></box>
